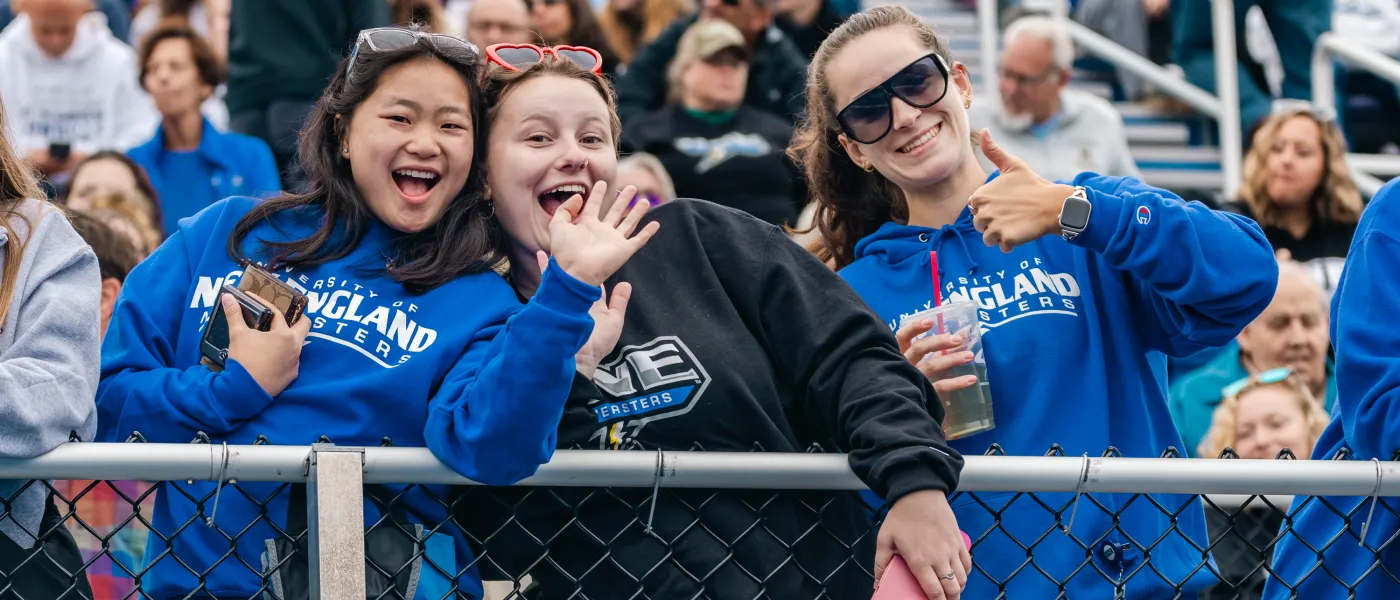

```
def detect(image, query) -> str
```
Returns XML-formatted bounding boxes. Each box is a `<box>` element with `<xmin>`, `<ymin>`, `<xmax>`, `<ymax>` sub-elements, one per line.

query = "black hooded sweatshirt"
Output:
<box><xmin>455</xmin><ymin>200</ymin><xmax>961</xmax><ymax>599</ymax></box>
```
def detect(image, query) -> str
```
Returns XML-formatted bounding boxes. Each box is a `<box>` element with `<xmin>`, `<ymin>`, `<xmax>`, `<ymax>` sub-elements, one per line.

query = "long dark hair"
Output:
<box><xmin>226</xmin><ymin>31</ymin><xmax>500</xmax><ymax>293</ymax></box>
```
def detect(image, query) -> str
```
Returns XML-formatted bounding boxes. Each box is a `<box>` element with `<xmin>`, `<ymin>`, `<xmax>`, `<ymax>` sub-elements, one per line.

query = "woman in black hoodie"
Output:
<box><xmin>453</xmin><ymin>45</ymin><xmax>970</xmax><ymax>600</ymax></box>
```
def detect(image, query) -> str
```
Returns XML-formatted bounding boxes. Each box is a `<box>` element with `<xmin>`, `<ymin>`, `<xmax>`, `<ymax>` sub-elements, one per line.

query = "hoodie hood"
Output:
<box><xmin>0</xmin><ymin>12</ymin><xmax>113</xmax><ymax>62</ymax></box>
<box><xmin>853</xmin><ymin>204</ymin><xmax>983</xmax><ymax>283</ymax></box>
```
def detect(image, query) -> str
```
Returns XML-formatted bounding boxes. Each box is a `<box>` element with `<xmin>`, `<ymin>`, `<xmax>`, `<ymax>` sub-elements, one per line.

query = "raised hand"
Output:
<box><xmin>537</xmin><ymin>251</ymin><xmax>632</xmax><ymax>376</ymax></box>
<box><xmin>969</xmin><ymin>129</ymin><xmax>1077</xmax><ymax>253</ymax></box>
<box><xmin>895</xmin><ymin>319</ymin><xmax>979</xmax><ymax>396</ymax></box>
<box><xmin>549</xmin><ymin>182</ymin><xmax>660</xmax><ymax>287</ymax></box>
<box><xmin>225</xmin><ymin>291</ymin><xmax>312</xmax><ymax>397</ymax></box>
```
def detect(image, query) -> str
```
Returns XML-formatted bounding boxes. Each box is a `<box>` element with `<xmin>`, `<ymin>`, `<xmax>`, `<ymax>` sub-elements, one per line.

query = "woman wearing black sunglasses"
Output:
<box><xmin>95</xmin><ymin>28</ymin><xmax>654</xmax><ymax>599</ymax></box>
<box><xmin>791</xmin><ymin>6</ymin><xmax>1280</xmax><ymax>599</ymax></box>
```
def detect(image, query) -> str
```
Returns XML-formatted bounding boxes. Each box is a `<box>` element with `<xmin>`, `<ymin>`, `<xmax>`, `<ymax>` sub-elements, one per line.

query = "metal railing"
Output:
<box><xmin>977</xmin><ymin>0</ymin><xmax>1244</xmax><ymax>199</ymax></box>
<box><xmin>1313</xmin><ymin>32</ymin><xmax>1400</xmax><ymax>197</ymax></box>
<box><xmin>3</xmin><ymin>443</ymin><xmax>1398</xmax><ymax>598</ymax></box>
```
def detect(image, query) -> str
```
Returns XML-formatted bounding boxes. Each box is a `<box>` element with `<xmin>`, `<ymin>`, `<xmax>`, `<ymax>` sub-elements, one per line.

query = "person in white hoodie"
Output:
<box><xmin>0</xmin><ymin>0</ymin><xmax>158</xmax><ymax>177</ymax></box>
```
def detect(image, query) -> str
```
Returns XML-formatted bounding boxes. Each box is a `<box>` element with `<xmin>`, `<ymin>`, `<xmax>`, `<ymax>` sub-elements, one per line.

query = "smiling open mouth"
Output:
<box><xmin>538</xmin><ymin>183</ymin><xmax>587</xmax><ymax>216</ymax></box>
<box><xmin>393</xmin><ymin>169</ymin><xmax>440</xmax><ymax>197</ymax></box>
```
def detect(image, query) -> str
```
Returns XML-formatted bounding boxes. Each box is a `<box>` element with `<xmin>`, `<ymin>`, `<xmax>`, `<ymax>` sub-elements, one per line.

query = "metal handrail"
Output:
<box><xmin>977</xmin><ymin>0</ymin><xmax>1243</xmax><ymax>198</ymax></box>
<box><xmin>1313</xmin><ymin>32</ymin><xmax>1400</xmax><ymax>196</ymax></box>
<box><xmin>4</xmin><ymin>443</ymin><xmax>1400</xmax><ymax>497</ymax></box>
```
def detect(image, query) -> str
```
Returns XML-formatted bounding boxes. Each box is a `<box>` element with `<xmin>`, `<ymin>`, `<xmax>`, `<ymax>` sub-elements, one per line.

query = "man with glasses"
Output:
<box><xmin>613</xmin><ymin>0</ymin><xmax>807</xmax><ymax>126</ymax></box>
<box><xmin>968</xmin><ymin>15</ymin><xmax>1141</xmax><ymax>182</ymax></box>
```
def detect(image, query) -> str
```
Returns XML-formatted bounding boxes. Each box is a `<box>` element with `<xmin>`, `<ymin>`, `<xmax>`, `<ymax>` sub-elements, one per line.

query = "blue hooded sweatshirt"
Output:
<box><xmin>840</xmin><ymin>173</ymin><xmax>1277</xmax><ymax>598</ymax></box>
<box><xmin>1264</xmin><ymin>178</ymin><xmax>1400</xmax><ymax>599</ymax></box>
<box><xmin>96</xmin><ymin>197</ymin><xmax>600</xmax><ymax>599</ymax></box>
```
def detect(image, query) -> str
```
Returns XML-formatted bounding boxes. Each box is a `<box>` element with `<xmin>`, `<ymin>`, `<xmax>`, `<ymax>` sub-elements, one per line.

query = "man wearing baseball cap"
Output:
<box><xmin>622</xmin><ymin>19</ymin><xmax>807</xmax><ymax>228</ymax></box>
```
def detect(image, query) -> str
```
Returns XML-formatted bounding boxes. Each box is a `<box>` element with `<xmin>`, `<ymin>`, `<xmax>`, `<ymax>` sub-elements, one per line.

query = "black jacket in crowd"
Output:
<box><xmin>775</xmin><ymin>0</ymin><xmax>849</xmax><ymax>62</ymax></box>
<box><xmin>1222</xmin><ymin>201</ymin><xmax>1358</xmax><ymax>262</ymax></box>
<box><xmin>226</xmin><ymin>0</ymin><xmax>389</xmax><ymax>114</ymax></box>
<box><xmin>623</xmin><ymin>105</ymin><xmax>807</xmax><ymax>227</ymax></box>
<box><xmin>613</xmin><ymin>16</ymin><xmax>810</xmax><ymax>126</ymax></box>
<box><xmin>455</xmin><ymin>200</ymin><xmax>962</xmax><ymax>600</ymax></box>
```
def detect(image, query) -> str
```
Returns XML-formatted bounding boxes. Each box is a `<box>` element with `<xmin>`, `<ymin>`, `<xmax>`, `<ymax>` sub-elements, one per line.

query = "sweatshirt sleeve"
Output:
<box><xmin>0</xmin><ymin>229</ymin><xmax>100</xmax><ymax>456</ymax></box>
<box><xmin>745</xmin><ymin>226</ymin><xmax>963</xmax><ymax>502</ymax></box>
<box><xmin>1070</xmin><ymin>174</ymin><xmax>1278</xmax><ymax>357</ymax></box>
<box><xmin>424</xmin><ymin>259</ymin><xmax>600</xmax><ymax>486</ymax></box>
<box><xmin>1331</xmin><ymin>187</ymin><xmax>1400</xmax><ymax>460</ymax></box>
<box><xmin>96</xmin><ymin>228</ymin><xmax>275</xmax><ymax>443</ymax></box>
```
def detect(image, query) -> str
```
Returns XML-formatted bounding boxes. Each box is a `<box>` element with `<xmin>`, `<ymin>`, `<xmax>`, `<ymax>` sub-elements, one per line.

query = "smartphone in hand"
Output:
<box><xmin>200</xmin><ymin>285</ymin><xmax>275</xmax><ymax>371</ymax></box>
<box><xmin>238</xmin><ymin>262</ymin><xmax>307</xmax><ymax>326</ymax></box>
<box><xmin>872</xmin><ymin>532</ymin><xmax>973</xmax><ymax>599</ymax></box>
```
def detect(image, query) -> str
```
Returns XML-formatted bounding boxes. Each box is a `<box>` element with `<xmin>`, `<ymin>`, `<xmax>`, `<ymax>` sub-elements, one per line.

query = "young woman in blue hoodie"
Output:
<box><xmin>789</xmin><ymin>6</ymin><xmax>1279</xmax><ymax>598</ymax></box>
<box><xmin>95</xmin><ymin>29</ymin><xmax>656</xmax><ymax>599</ymax></box>
<box><xmin>1263</xmin><ymin>178</ymin><xmax>1400</xmax><ymax>598</ymax></box>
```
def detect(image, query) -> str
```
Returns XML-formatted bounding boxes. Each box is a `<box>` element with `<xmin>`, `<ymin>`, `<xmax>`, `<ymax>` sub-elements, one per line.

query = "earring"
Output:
<box><xmin>965</xmin><ymin>96</ymin><xmax>972</xmax><ymax>108</ymax></box>
<box><xmin>482</xmin><ymin>201</ymin><xmax>496</xmax><ymax>219</ymax></box>
<box><xmin>861</xmin><ymin>161</ymin><xmax>875</xmax><ymax>173</ymax></box>
<box><xmin>341</xmin><ymin>146</ymin><xmax>349</xmax><ymax>156</ymax></box>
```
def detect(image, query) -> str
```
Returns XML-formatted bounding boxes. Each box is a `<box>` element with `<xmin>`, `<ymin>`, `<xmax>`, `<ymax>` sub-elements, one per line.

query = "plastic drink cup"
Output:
<box><xmin>899</xmin><ymin>302</ymin><xmax>994</xmax><ymax>440</ymax></box>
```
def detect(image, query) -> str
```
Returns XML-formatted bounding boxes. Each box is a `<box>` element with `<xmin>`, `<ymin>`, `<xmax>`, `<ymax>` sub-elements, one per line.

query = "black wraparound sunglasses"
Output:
<box><xmin>836</xmin><ymin>53</ymin><xmax>952</xmax><ymax>145</ymax></box>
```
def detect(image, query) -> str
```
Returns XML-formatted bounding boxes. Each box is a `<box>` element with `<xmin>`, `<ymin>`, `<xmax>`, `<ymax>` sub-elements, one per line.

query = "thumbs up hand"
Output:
<box><xmin>969</xmin><ymin>129</ymin><xmax>1078</xmax><ymax>253</ymax></box>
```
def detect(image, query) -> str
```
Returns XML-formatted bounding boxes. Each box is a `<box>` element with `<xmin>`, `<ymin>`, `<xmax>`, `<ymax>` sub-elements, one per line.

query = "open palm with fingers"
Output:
<box><xmin>550</xmin><ymin>182</ymin><xmax>659</xmax><ymax>287</ymax></box>
<box><xmin>537</xmin><ymin>251</ymin><xmax>632</xmax><ymax>376</ymax></box>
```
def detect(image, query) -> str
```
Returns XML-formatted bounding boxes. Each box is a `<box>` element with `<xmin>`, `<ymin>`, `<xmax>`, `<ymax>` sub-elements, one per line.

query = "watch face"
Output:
<box><xmin>1061</xmin><ymin>197</ymin><xmax>1092</xmax><ymax>230</ymax></box>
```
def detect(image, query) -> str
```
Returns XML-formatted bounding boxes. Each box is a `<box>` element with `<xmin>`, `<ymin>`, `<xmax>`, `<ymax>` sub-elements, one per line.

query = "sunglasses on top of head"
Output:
<box><xmin>836</xmin><ymin>53</ymin><xmax>952</xmax><ymax>145</ymax></box>
<box><xmin>485</xmin><ymin>43</ymin><xmax>603</xmax><ymax>75</ymax></box>
<box><xmin>344</xmin><ymin>28</ymin><xmax>478</xmax><ymax>81</ymax></box>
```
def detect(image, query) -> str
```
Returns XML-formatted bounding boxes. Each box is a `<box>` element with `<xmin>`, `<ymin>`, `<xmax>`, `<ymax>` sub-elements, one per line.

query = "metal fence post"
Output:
<box><xmin>307</xmin><ymin>445</ymin><xmax>366</xmax><ymax>599</ymax></box>
<box><xmin>1211</xmin><ymin>0</ymin><xmax>1242</xmax><ymax>200</ymax></box>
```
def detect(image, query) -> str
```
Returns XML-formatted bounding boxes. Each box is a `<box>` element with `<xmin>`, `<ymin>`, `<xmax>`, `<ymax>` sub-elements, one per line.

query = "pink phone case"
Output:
<box><xmin>872</xmin><ymin>532</ymin><xmax>973</xmax><ymax>600</ymax></box>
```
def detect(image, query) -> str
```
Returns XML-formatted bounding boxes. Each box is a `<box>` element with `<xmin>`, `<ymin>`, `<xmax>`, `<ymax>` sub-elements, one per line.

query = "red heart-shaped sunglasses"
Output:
<box><xmin>485</xmin><ymin>43</ymin><xmax>603</xmax><ymax>75</ymax></box>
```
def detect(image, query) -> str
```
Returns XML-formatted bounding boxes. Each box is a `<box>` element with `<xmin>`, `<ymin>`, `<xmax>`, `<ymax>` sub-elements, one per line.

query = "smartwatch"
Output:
<box><xmin>1058</xmin><ymin>186</ymin><xmax>1092</xmax><ymax>241</ymax></box>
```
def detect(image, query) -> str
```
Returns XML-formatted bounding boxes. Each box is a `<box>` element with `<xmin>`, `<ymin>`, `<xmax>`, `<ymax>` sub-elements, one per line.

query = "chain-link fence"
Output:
<box><xmin>2</xmin><ymin>439</ymin><xmax>1398</xmax><ymax>599</ymax></box>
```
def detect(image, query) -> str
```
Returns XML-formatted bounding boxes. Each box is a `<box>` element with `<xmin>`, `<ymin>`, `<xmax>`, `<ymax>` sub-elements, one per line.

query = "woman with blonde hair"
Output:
<box><xmin>1230</xmin><ymin>106</ymin><xmax>1364</xmax><ymax>292</ymax></box>
<box><xmin>0</xmin><ymin>98</ymin><xmax>100</xmax><ymax>597</ymax></box>
<box><xmin>599</xmin><ymin>0</ymin><xmax>693</xmax><ymax>65</ymax></box>
<box><xmin>1198</xmin><ymin>368</ymin><xmax>1330</xmax><ymax>460</ymax></box>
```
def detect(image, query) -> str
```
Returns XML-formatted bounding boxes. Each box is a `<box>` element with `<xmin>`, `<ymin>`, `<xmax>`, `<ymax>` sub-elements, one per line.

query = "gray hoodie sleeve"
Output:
<box><xmin>0</xmin><ymin>205</ymin><xmax>100</xmax><ymax>457</ymax></box>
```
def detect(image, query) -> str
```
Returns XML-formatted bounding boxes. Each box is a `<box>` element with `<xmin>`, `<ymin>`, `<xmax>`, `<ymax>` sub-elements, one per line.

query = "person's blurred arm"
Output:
<box><xmin>1333</xmin><ymin>179</ymin><xmax>1400</xmax><ymax>460</ymax></box>
<box><xmin>0</xmin><ymin>213</ymin><xmax>100</xmax><ymax>456</ymax></box>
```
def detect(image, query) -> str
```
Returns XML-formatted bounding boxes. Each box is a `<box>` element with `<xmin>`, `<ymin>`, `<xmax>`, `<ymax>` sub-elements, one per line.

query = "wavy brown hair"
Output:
<box><xmin>1239</xmin><ymin>108</ymin><xmax>1363</xmax><ymax>229</ymax></box>
<box><xmin>0</xmin><ymin>97</ymin><xmax>46</xmax><ymax>326</ymax></box>
<box><xmin>599</xmin><ymin>0</ymin><xmax>692</xmax><ymax>64</ymax></box>
<box><xmin>226</xmin><ymin>29</ymin><xmax>501</xmax><ymax>293</ymax></box>
<box><xmin>787</xmin><ymin>5</ymin><xmax>956</xmax><ymax>269</ymax></box>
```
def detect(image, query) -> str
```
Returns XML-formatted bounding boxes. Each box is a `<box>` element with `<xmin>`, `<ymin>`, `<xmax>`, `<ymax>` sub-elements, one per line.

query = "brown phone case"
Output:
<box><xmin>238</xmin><ymin>263</ymin><xmax>308</xmax><ymax>326</ymax></box>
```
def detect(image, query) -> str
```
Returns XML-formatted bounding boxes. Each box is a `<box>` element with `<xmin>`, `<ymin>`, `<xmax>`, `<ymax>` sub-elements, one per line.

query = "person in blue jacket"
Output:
<box><xmin>95</xmin><ymin>28</ymin><xmax>657</xmax><ymax>599</ymax></box>
<box><xmin>127</xmin><ymin>21</ymin><xmax>281</xmax><ymax>236</ymax></box>
<box><xmin>1264</xmin><ymin>178</ymin><xmax>1400</xmax><ymax>598</ymax></box>
<box><xmin>789</xmin><ymin>6</ymin><xmax>1278</xmax><ymax>598</ymax></box>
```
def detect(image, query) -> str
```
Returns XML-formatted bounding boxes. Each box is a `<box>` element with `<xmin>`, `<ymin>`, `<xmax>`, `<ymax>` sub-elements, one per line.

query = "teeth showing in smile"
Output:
<box><xmin>899</xmin><ymin>123</ymin><xmax>941</xmax><ymax>153</ymax></box>
<box><xmin>545</xmin><ymin>184</ymin><xmax>588</xmax><ymax>195</ymax></box>
<box><xmin>394</xmin><ymin>169</ymin><xmax>438</xmax><ymax>179</ymax></box>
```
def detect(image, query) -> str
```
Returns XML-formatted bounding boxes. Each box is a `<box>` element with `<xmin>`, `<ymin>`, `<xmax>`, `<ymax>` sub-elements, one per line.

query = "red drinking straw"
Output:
<box><xmin>930</xmin><ymin>251</ymin><xmax>946</xmax><ymax>336</ymax></box>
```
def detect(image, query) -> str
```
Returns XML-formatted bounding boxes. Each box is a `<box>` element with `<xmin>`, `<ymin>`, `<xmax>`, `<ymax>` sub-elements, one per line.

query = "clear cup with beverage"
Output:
<box><xmin>900</xmin><ymin>302</ymin><xmax>994</xmax><ymax>440</ymax></box>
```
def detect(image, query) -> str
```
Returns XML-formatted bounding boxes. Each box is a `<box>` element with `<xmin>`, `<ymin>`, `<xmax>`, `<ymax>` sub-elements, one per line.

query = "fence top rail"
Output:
<box><xmin>2</xmin><ymin>444</ymin><xmax>1400</xmax><ymax>497</ymax></box>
